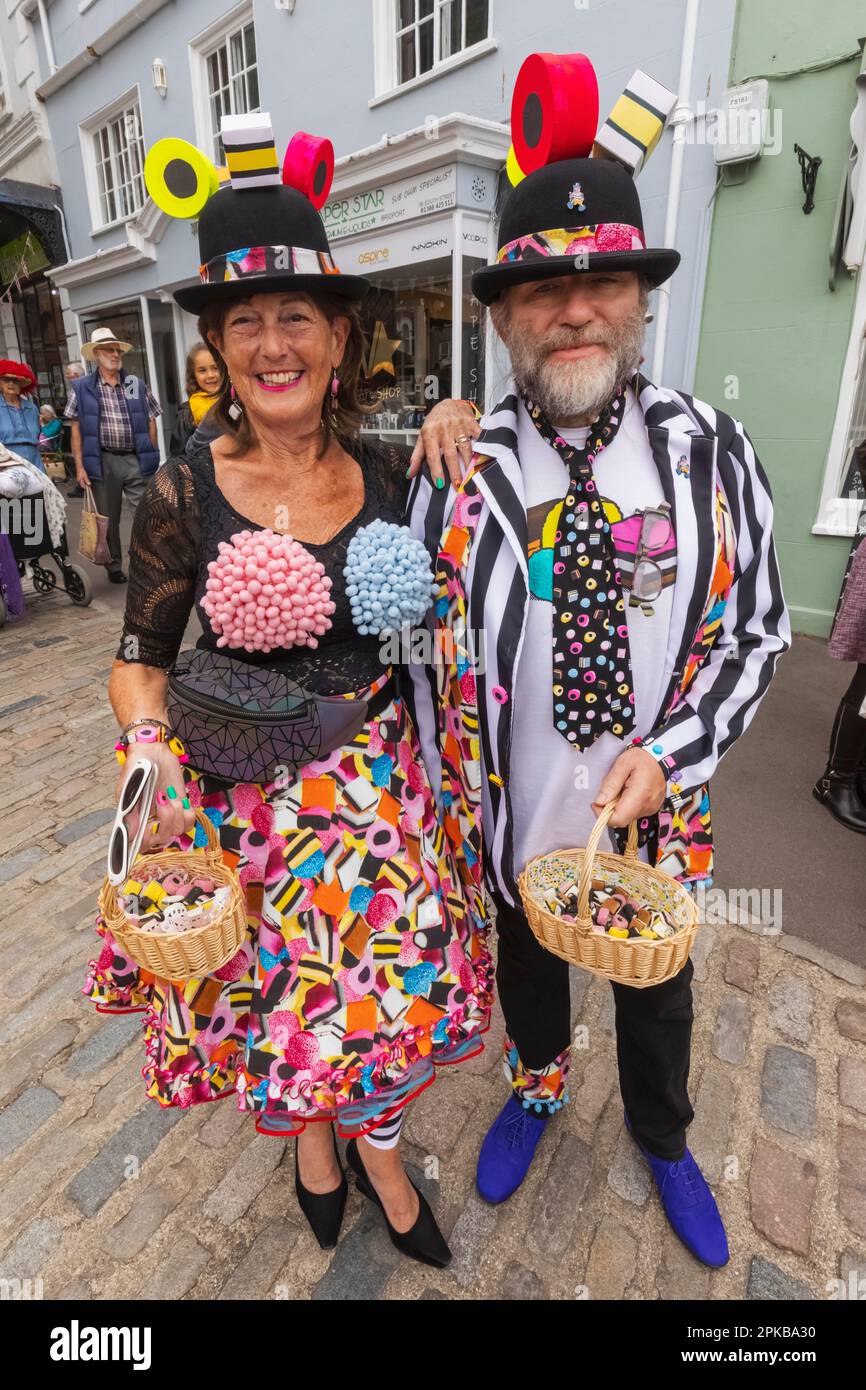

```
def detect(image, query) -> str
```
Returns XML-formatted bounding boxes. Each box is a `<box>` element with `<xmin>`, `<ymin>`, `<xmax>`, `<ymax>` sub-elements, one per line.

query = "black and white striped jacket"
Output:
<box><xmin>406</xmin><ymin>376</ymin><xmax>791</xmax><ymax>906</ymax></box>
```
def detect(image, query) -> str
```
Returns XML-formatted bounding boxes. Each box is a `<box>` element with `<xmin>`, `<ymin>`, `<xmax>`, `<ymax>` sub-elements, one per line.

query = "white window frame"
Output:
<box><xmin>79</xmin><ymin>87</ymin><xmax>146</xmax><ymax>236</ymax></box>
<box><xmin>371</xmin><ymin>0</ymin><xmax>496</xmax><ymax>107</ymax></box>
<box><xmin>813</xmin><ymin>261</ymin><xmax>866</xmax><ymax>537</ymax></box>
<box><xmin>189</xmin><ymin>1</ymin><xmax>259</xmax><ymax>166</ymax></box>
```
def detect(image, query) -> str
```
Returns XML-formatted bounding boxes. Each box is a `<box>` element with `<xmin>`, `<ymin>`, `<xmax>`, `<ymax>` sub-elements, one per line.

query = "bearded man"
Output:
<box><xmin>407</xmin><ymin>155</ymin><xmax>790</xmax><ymax>1267</ymax></box>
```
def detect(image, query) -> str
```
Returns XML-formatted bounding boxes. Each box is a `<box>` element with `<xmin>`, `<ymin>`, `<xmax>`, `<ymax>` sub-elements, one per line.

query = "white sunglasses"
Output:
<box><xmin>106</xmin><ymin>757</ymin><xmax>159</xmax><ymax>887</ymax></box>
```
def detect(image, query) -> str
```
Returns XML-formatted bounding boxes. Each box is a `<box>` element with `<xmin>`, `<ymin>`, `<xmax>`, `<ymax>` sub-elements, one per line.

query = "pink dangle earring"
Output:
<box><xmin>227</xmin><ymin>383</ymin><xmax>243</xmax><ymax>422</ymax></box>
<box><xmin>328</xmin><ymin>368</ymin><xmax>340</xmax><ymax>423</ymax></box>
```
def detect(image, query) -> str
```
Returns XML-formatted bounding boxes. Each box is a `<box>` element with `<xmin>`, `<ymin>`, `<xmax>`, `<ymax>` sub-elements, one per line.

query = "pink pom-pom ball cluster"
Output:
<box><xmin>202</xmin><ymin>528</ymin><xmax>335</xmax><ymax>653</ymax></box>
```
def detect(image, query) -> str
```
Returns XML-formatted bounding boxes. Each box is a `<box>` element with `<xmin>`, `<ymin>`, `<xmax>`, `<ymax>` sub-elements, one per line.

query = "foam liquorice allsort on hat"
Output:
<box><xmin>473</xmin><ymin>53</ymin><xmax>680</xmax><ymax>306</ymax></box>
<box><xmin>143</xmin><ymin>113</ymin><xmax>369</xmax><ymax>314</ymax></box>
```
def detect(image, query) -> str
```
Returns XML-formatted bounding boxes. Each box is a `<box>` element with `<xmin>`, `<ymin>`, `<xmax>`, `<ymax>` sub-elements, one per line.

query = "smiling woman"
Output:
<box><xmin>84</xmin><ymin>113</ymin><xmax>486</xmax><ymax>1271</ymax></box>
<box><xmin>197</xmin><ymin>288</ymin><xmax>370</xmax><ymax>458</ymax></box>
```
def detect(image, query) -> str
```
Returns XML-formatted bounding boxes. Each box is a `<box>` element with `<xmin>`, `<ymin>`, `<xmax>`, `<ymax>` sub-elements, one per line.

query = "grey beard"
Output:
<box><xmin>507</xmin><ymin>308</ymin><xmax>646</xmax><ymax>422</ymax></box>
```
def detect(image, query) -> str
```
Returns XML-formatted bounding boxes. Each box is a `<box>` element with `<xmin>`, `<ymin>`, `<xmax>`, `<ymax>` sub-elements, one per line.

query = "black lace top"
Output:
<box><xmin>118</xmin><ymin>436</ymin><xmax>413</xmax><ymax>695</ymax></box>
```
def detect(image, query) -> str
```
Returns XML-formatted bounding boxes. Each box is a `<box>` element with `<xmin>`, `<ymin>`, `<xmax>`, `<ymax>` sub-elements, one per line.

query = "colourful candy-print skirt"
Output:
<box><xmin>84</xmin><ymin>695</ymin><xmax>493</xmax><ymax>1137</ymax></box>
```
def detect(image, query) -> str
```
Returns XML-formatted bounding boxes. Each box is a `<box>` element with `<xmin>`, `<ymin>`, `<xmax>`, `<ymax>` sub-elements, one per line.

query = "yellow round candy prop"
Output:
<box><xmin>144</xmin><ymin>138</ymin><xmax>219</xmax><ymax>218</ymax></box>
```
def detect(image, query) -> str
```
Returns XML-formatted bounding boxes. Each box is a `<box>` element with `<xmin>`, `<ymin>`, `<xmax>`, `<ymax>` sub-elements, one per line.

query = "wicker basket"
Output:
<box><xmin>98</xmin><ymin>809</ymin><xmax>247</xmax><ymax>979</ymax></box>
<box><xmin>517</xmin><ymin>800</ymin><xmax>700</xmax><ymax>988</ymax></box>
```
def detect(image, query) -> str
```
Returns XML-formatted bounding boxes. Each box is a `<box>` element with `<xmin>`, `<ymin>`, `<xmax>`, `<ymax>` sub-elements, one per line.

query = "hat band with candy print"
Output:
<box><xmin>200</xmin><ymin>244</ymin><xmax>342</xmax><ymax>286</ymax></box>
<box><xmin>497</xmin><ymin>223</ymin><xmax>647</xmax><ymax>266</ymax></box>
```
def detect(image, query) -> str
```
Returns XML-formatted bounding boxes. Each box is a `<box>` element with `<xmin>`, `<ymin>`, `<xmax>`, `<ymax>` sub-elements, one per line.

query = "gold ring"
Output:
<box><xmin>456</xmin><ymin>434</ymin><xmax>470</xmax><ymax>443</ymax></box>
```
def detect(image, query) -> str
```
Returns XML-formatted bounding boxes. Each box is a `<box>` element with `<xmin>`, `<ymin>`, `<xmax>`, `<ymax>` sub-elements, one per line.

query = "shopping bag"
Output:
<box><xmin>78</xmin><ymin>485</ymin><xmax>111</xmax><ymax>566</ymax></box>
<box><xmin>43</xmin><ymin>452</ymin><xmax>66</xmax><ymax>480</ymax></box>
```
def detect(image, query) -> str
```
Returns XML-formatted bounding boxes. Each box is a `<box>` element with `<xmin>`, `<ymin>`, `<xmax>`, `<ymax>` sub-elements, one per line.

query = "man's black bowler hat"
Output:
<box><xmin>471</xmin><ymin>157</ymin><xmax>680</xmax><ymax>306</ymax></box>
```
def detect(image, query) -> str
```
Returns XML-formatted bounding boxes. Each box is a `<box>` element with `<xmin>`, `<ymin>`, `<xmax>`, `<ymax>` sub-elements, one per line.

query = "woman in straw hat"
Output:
<box><xmin>84</xmin><ymin>117</ymin><xmax>485</xmax><ymax>1268</ymax></box>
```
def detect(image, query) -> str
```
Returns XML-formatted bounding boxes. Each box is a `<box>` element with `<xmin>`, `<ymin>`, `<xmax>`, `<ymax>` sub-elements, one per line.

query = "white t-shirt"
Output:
<box><xmin>511</xmin><ymin>388</ymin><xmax>677</xmax><ymax>872</ymax></box>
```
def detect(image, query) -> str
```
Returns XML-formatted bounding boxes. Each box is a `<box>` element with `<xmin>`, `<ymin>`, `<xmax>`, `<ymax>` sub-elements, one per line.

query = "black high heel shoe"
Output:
<box><xmin>295</xmin><ymin>1128</ymin><xmax>348</xmax><ymax>1250</ymax></box>
<box><xmin>345</xmin><ymin>1136</ymin><xmax>452</xmax><ymax>1269</ymax></box>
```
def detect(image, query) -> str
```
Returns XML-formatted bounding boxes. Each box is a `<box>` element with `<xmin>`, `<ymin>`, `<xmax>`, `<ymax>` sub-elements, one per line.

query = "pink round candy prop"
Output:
<box><xmin>282</xmin><ymin>132</ymin><xmax>334</xmax><ymax>210</ymax></box>
<box><xmin>202</xmin><ymin>527</ymin><xmax>335</xmax><ymax>653</ymax></box>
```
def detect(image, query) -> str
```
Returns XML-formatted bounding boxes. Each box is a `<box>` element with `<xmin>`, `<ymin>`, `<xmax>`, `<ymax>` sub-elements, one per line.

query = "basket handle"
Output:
<box><xmin>190</xmin><ymin>808</ymin><xmax>224</xmax><ymax>866</ymax></box>
<box><xmin>128</xmin><ymin>807</ymin><xmax>223</xmax><ymax>872</ymax></box>
<box><xmin>576</xmin><ymin>800</ymin><xmax>639</xmax><ymax>919</ymax></box>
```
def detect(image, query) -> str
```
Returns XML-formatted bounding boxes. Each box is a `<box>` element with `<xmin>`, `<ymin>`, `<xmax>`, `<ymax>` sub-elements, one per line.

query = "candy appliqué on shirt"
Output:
<box><xmin>343</xmin><ymin>519</ymin><xmax>436</xmax><ymax>637</ymax></box>
<box><xmin>528</xmin><ymin>494</ymin><xmax>678</xmax><ymax>616</ymax></box>
<box><xmin>201</xmin><ymin>527</ymin><xmax>335</xmax><ymax>653</ymax></box>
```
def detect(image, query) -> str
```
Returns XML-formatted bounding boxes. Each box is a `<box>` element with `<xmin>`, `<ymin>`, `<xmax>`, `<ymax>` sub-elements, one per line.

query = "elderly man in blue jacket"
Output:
<box><xmin>64</xmin><ymin>327</ymin><xmax>161</xmax><ymax>583</ymax></box>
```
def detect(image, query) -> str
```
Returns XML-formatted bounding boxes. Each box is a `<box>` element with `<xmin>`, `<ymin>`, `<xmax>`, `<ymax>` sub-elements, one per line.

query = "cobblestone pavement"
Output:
<box><xmin>1</xmin><ymin>587</ymin><xmax>865</xmax><ymax>1302</ymax></box>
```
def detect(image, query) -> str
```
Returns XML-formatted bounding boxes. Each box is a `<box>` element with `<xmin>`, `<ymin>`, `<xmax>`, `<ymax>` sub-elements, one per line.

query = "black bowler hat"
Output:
<box><xmin>172</xmin><ymin>182</ymin><xmax>370</xmax><ymax>314</ymax></box>
<box><xmin>142</xmin><ymin>114</ymin><xmax>370</xmax><ymax>314</ymax></box>
<box><xmin>471</xmin><ymin>157</ymin><xmax>680</xmax><ymax>306</ymax></box>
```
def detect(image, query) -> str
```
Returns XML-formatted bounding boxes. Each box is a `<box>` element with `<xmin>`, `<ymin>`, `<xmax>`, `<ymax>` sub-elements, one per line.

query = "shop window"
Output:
<box><xmin>375</xmin><ymin>0</ymin><xmax>492</xmax><ymax>98</ymax></box>
<box><xmin>192</xmin><ymin>8</ymin><xmax>259</xmax><ymax>164</ymax></box>
<box><xmin>10</xmin><ymin>275</ymin><xmax>68</xmax><ymax>409</ymax></box>
<box><xmin>357</xmin><ymin>255</ymin><xmax>486</xmax><ymax>439</ymax></box>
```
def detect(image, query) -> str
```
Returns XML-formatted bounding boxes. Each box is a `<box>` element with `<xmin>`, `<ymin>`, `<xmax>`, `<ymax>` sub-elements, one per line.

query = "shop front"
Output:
<box><xmin>323</xmin><ymin>116</ymin><xmax>508</xmax><ymax>443</ymax></box>
<box><xmin>0</xmin><ymin>179</ymin><xmax>69</xmax><ymax>410</ymax></box>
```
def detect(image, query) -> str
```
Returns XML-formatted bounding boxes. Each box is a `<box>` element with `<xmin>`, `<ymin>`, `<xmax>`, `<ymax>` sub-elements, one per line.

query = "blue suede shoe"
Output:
<box><xmin>476</xmin><ymin>1095</ymin><xmax>549</xmax><ymax>1204</ymax></box>
<box><xmin>625</xmin><ymin>1113</ymin><xmax>729</xmax><ymax>1267</ymax></box>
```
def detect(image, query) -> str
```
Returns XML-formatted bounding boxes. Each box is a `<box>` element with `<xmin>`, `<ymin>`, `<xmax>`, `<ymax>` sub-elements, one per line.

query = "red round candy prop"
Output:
<box><xmin>511</xmin><ymin>52</ymin><xmax>599</xmax><ymax>175</ymax></box>
<box><xmin>282</xmin><ymin>131</ymin><xmax>334</xmax><ymax>209</ymax></box>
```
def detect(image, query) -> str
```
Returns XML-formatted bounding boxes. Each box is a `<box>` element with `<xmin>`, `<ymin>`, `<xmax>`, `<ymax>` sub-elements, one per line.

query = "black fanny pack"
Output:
<box><xmin>167</xmin><ymin>647</ymin><xmax>392</xmax><ymax>785</ymax></box>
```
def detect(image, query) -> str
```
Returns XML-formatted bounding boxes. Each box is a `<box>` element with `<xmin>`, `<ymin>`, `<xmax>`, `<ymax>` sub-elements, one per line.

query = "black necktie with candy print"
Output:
<box><xmin>521</xmin><ymin>387</ymin><xmax>635</xmax><ymax>751</ymax></box>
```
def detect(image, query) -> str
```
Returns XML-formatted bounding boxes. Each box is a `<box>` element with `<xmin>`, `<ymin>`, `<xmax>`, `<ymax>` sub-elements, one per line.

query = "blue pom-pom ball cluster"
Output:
<box><xmin>344</xmin><ymin>520</ymin><xmax>436</xmax><ymax>636</ymax></box>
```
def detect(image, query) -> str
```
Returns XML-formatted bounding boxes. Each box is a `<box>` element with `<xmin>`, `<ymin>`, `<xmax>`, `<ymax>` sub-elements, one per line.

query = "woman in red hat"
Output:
<box><xmin>0</xmin><ymin>358</ymin><xmax>41</xmax><ymax>469</ymax></box>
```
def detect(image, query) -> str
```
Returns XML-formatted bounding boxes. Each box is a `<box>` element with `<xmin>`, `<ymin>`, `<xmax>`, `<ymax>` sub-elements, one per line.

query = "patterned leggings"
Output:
<box><xmin>246</xmin><ymin>1108</ymin><xmax>404</xmax><ymax>1148</ymax></box>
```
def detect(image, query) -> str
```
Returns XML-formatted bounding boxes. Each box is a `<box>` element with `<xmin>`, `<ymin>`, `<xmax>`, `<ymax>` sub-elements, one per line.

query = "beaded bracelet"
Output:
<box><xmin>123</xmin><ymin>717</ymin><xmax>172</xmax><ymax>738</ymax></box>
<box><xmin>114</xmin><ymin>725</ymin><xmax>188</xmax><ymax>767</ymax></box>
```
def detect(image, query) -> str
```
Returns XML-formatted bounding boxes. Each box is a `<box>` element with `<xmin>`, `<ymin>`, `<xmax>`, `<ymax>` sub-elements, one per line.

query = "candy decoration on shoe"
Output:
<box><xmin>201</xmin><ymin>527</ymin><xmax>335</xmax><ymax>653</ymax></box>
<box><xmin>144</xmin><ymin>138</ymin><xmax>220</xmax><ymax>218</ymax></box>
<box><xmin>511</xmin><ymin>52</ymin><xmax>599</xmax><ymax>176</ymax></box>
<box><xmin>282</xmin><ymin>131</ymin><xmax>334</xmax><ymax>209</ymax></box>
<box><xmin>343</xmin><ymin>520</ymin><xmax>437</xmax><ymax>637</ymax></box>
<box><xmin>221</xmin><ymin>111</ymin><xmax>281</xmax><ymax>189</ymax></box>
<box><xmin>592</xmin><ymin>70</ymin><xmax>678</xmax><ymax>175</ymax></box>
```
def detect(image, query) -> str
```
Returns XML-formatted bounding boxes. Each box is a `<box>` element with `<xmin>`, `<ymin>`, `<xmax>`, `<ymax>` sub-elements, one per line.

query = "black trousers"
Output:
<box><xmin>492</xmin><ymin>888</ymin><xmax>695</xmax><ymax>1161</ymax></box>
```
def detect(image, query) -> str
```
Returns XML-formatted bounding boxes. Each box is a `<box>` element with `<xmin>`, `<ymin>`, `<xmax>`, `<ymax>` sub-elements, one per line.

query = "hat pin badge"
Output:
<box><xmin>567</xmin><ymin>181</ymin><xmax>586</xmax><ymax>212</ymax></box>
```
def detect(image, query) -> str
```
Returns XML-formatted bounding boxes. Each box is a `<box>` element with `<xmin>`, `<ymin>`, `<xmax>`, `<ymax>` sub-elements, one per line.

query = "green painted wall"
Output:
<box><xmin>694</xmin><ymin>0</ymin><xmax>864</xmax><ymax>635</ymax></box>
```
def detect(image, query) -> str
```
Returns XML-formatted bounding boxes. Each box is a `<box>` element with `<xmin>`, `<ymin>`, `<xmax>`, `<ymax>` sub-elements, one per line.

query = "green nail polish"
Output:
<box><xmin>181</xmin><ymin>797</ymin><xmax>190</xmax><ymax>810</ymax></box>
<box><xmin>166</xmin><ymin>786</ymin><xmax>177</xmax><ymax>799</ymax></box>
<box><xmin>436</xmin><ymin>476</ymin><xmax>445</xmax><ymax>489</ymax></box>
<box><xmin>405</xmin><ymin>465</ymin><xmax>413</xmax><ymax>477</ymax></box>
